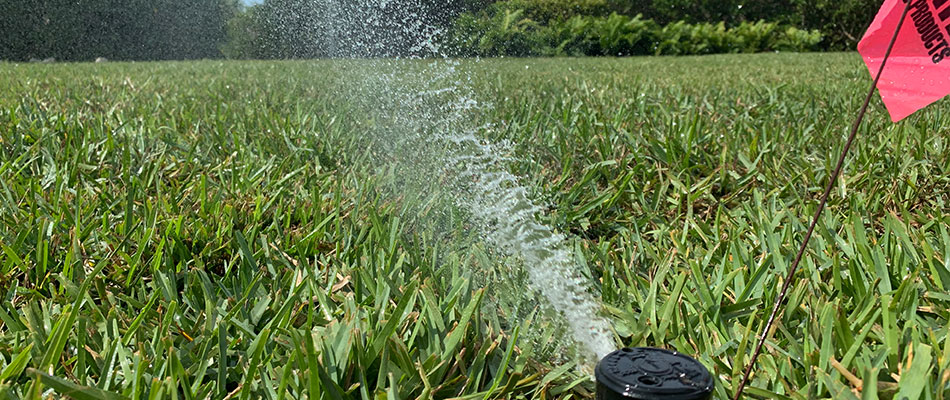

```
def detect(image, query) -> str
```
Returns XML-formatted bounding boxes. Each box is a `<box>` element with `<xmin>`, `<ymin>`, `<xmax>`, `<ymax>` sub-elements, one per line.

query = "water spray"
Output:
<box><xmin>325</xmin><ymin>0</ymin><xmax>712</xmax><ymax>388</ymax></box>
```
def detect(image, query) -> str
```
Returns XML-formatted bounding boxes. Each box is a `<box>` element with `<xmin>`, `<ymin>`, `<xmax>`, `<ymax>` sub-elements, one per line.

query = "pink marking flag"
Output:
<box><xmin>858</xmin><ymin>0</ymin><xmax>950</xmax><ymax>121</ymax></box>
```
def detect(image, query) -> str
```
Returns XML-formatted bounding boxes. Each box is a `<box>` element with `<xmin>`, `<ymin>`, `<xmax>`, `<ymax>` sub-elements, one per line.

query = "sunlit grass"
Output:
<box><xmin>0</xmin><ymin>53</ymin><xmax>948</xmax><ymax>399</ymax></box>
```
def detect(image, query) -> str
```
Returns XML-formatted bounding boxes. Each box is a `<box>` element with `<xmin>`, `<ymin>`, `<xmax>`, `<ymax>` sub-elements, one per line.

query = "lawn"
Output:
<box><xmin>0</xmin><ymin>53</ymin><xmax>948</xmax><ymax>399</ymax></box>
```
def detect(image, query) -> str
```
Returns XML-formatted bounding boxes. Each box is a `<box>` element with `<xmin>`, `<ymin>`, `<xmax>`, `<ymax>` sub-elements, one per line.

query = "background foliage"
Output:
<box><xmin>0</xmin><ymin>0</ymin><xmax>880</xmax><ymax>61</ymax></box>
<box><xmin>445</xmin><ymin>14</ymin><xmax>823</xmax><ymax>57</ymax></box>
<box><xmin>0</xmin><ymin>0</ymin><xmax>239</xmax><ymax>61</ymax></box>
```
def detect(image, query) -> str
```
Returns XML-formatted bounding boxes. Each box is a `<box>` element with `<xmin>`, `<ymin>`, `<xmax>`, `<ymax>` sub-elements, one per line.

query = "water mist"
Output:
<box><xmin>316</xmin><ymin>0</ymin><xmax>615</xmax><ymax>367</ymax></box>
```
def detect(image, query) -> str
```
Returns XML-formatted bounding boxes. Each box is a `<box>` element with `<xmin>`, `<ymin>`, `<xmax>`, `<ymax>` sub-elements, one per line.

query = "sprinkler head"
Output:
<box><xmin>595</xmin><ymin>347</ymin><xmax>714</xmax><ymax>400</ymax></box>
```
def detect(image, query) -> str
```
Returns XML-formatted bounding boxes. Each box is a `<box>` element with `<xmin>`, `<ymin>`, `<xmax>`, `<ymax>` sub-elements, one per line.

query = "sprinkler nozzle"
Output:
<box><xmin>595</xmin><ymin>347</ymin><xmax>714</xmax><ymax>400</ymax></box>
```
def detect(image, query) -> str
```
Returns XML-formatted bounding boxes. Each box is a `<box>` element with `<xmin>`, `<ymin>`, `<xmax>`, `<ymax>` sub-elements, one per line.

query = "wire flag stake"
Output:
<box><xmin>731</xmin><ymin>0</ymin><xmax>913</xmax><ymax>398</ymax></box>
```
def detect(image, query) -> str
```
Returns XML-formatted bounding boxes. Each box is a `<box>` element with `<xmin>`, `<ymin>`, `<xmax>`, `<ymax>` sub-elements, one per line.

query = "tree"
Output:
<box><xmin>792</xmin><ymin>0</ymin><xmax>879</xmax><ymax>49</ymax></box>
<box><xmin>0</xmin><ymin>0</ymin><xmax>238</xmax><ymax>61</ymax></box>
<box><xmin>0</xmin><ymin>0</ymin><xmax>46</xmax><ymax>60</ymax></box>
<box><xmin>226</xmin><ymin>0</ymin><xmax>485</xmax><ymax>59</ymax></box>
<box><xmin>223</xmin><ymin>5</ymin><xmax>265</xmax><ymax>59</ymax></box>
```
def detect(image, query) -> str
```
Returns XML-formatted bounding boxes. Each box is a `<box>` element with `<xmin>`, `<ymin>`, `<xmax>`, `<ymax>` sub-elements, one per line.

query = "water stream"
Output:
<box><xmin>318</xmin><ymin>0</ymin><xmax>616</xmax><ymax>367</ymax></box>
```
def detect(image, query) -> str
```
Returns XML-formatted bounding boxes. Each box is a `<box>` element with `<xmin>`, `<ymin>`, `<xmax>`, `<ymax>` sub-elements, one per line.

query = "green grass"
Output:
<box><xmin>0</xmin><ymin>53</ymin><xmax>948</xmax><ymax>399</ymax></box>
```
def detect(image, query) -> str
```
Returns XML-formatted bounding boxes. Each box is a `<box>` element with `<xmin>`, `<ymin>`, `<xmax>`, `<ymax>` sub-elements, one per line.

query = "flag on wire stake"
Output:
<box><xmin>733</xmin><ymin>0</ymin><xmax>917</xmax><ymax>398</ymax></box>
<box><xmin>859</xmin><ymin>0</ymin><xmax>950</xmax><ymax>121</ymax></box>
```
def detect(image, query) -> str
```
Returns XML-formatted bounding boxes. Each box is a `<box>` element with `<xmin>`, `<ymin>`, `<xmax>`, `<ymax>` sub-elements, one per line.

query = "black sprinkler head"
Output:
<box><xmin>595</xmin><ymin>347</ymin><xmax>714</xmax><ymax>400</ymax></box>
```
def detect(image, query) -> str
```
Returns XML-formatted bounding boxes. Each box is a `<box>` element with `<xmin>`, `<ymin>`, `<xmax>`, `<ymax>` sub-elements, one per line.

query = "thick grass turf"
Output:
<box><xmin>0</xmin><ymin>53</ymin><xmax>948</xmax><ymax>398</ymax></box>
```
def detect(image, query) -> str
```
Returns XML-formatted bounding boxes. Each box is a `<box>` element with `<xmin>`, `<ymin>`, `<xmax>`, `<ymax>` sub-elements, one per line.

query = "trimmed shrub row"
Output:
<box><xmin>446</xmin><ymin>12</ymin><xmax>823</xmax><ymax>57</ymax></box>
